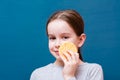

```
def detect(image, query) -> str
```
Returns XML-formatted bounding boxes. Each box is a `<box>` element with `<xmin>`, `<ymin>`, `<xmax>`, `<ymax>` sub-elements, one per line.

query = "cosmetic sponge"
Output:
<box><xmin>59</xmin><ymin>42</ymin><xmax>77</xmax><ymax>56</ymax></box>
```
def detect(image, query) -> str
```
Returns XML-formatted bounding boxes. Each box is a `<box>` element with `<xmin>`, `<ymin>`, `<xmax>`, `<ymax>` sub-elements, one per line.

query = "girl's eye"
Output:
<box><xmin>62</xmin><ymin>36</ymin><xmax>69</xmax><ymax>39</ymax></box>
<box><xmin>49</xmin><ymin>37</ymin><xmax>56</xmax><ymax>40</ymax></box>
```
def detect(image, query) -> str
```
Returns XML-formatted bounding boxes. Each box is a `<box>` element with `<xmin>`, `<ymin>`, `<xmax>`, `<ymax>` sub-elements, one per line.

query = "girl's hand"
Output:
<box><xmin>61</xmin><ymin>50</ymin><xmax>80</xmax><ymax>80</ymax></box>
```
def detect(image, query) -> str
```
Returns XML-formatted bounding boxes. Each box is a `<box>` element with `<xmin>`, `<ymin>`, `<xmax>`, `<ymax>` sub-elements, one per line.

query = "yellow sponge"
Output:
<box><xmin>59</xmin><ymin>42</ymin><xmax>77</xmax><ymax>56</ymax></box>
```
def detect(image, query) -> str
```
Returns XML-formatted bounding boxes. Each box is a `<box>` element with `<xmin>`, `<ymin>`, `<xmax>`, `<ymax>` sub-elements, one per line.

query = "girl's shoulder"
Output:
<box><xmin>78</xmin><ymin>62</ymin><xmax>103</xmax><ymax>72</ymax></box>
<box><xmin>76</xmin><ymin>62</ymin><xmax>104</xmax><ymax>80</ymax></box>
<box><xmin>30</xmin><ymin>63</ymin><xmax>54</xmax><ymax>80</ymax></box>
<box><xmin>79</xmin><ymin>62</ymin><xmax>102</xmax><ymax>68</ymax></box>
<box><xmin>31</xmin><ymin>63</ymin><xmax>53</xmax><ymax>75</ymax></box>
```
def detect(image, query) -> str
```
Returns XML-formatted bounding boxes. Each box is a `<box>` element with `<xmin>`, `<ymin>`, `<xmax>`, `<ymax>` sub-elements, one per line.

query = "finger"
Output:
<box><xmin>63</xmin><ymin>51</ymin><xmax>72</xmax><ymax>61</ymax></box>
<box><xmin>67</xmin><ymin>50</ymin><xmax>76</xmax><ymax>61</ymax></box>
<box><xmin>67</xmin><ymin>50</ymin><xmax>80</xmax><ymax>63</ymax></box>
<box><xmin>74</xmin><ymin>52</ymin><xmax>79</xmax><ymax>61</ymax></box>
<box><xmin>60</xmin><ymin>53</ymin><xmax>67</xmax><ymax>63</ymax></box>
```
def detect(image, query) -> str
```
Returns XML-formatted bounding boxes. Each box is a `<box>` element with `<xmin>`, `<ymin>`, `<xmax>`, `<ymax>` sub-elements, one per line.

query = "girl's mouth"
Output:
<box><xmin>55</xmin><ymin>51</ymin><xmax>59</xmax><ymax>56</ymax></box>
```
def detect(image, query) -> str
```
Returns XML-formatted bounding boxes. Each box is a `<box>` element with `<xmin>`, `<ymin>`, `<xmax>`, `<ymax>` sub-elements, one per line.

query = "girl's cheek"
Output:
<box><xmin>49</xmin><ymin>41</ymin><xmax>54</xmax><ymax>49</ymax></box>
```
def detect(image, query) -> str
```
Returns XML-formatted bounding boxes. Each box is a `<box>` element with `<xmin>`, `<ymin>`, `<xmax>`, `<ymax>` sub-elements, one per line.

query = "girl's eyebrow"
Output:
<box><xmin>48</xmin><ymin>34</ymin><xmax>55</xmax><ymax>37</ymax></box>
<box><xmin>60</xmin><ymin>33</ymin><xmax>71</xmax><ymax>35</ymax></box>
<box><xmin>48</xmin><ymin>33</ymin><xmax>71</xmax><ymax>36</ymax></box>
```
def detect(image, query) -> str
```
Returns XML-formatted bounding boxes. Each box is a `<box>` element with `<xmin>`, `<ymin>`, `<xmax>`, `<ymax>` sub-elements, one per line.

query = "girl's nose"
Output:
<box><xmin>55</xmin><ymin>40</ymin><xmax>61</xmax><ymax>48</ymax></box>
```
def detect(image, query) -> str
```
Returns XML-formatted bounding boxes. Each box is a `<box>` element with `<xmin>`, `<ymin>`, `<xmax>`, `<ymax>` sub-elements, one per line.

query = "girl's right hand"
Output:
<box><xmin>61</xmin><ymin>50</ymin><xmax>80</xmax><ymax>80</ymax></box>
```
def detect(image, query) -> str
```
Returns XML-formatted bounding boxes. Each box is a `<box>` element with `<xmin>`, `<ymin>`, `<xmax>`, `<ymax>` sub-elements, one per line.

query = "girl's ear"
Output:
<box><xmin>78</xmin><ymin>33</ymin><xmax>86</xmax><ymax>47</ymax></box>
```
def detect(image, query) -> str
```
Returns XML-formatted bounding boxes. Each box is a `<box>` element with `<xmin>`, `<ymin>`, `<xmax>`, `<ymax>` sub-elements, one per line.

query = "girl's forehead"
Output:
<box><xmin>47</xmin><ymin>19</ymin><xmax>77</xmax><ymax>36</ymax></box>
<box><xmin>48</xmin><ymin>19</ymin><xmax>68</xmax><ymax>27</ymax></box>
<box><xmin>47</xmin><ymin>19</ymin><xmax>73</xmax><ymax>31</ymax></box>
<box><xmin>48</xmin><ymin>27</ymin><xmax>72</xmax><ymax>36</ymax></box>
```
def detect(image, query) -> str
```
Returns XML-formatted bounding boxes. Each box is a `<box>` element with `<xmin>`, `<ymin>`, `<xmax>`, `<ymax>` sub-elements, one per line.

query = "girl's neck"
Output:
<box><xmin>54</xmin><ymin>59</ymin><xmax>64</xmax><ymax>67</ymax></box>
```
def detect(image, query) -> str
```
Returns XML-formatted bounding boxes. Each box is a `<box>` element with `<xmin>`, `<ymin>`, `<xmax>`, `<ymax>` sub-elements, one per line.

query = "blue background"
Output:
<box><xmin>0</xmin><ymin>0</ymin><xmax>120</xmax><ymax>80</ymax></box>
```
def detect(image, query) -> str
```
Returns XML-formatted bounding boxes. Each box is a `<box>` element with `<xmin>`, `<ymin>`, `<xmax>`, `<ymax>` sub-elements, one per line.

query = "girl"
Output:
<box><xmin>30</xmin><ymin>10</ymin><xmax>103</xmax><ymax>80</ymax></box>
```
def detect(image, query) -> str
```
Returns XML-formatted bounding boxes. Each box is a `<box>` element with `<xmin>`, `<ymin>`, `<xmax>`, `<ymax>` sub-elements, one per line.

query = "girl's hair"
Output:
<box><xmin>46</xmin><ymin>10</ymin><xmax>84</xmax><ymax>61</ymax></box>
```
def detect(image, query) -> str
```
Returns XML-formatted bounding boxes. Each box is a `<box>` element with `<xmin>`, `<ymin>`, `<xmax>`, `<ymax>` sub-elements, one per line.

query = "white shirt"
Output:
<box><xmin>30</xmin><ymin>62</ymin><xmax>103</xmax><ymax>80</ymax></box>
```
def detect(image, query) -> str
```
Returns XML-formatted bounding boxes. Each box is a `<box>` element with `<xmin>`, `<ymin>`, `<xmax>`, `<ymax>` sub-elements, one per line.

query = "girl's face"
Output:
<box><xmin>47</xmin><ymin>19</ymin><xmax>81</xmax><ymax>60</ymax></box>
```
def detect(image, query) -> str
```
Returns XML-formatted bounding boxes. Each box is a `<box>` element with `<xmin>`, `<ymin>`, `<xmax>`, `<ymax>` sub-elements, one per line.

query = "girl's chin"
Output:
<box><xmin>56</xmin><ymin>56</ymin><xmax>62</xmax><ymax>60</ymax></box>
